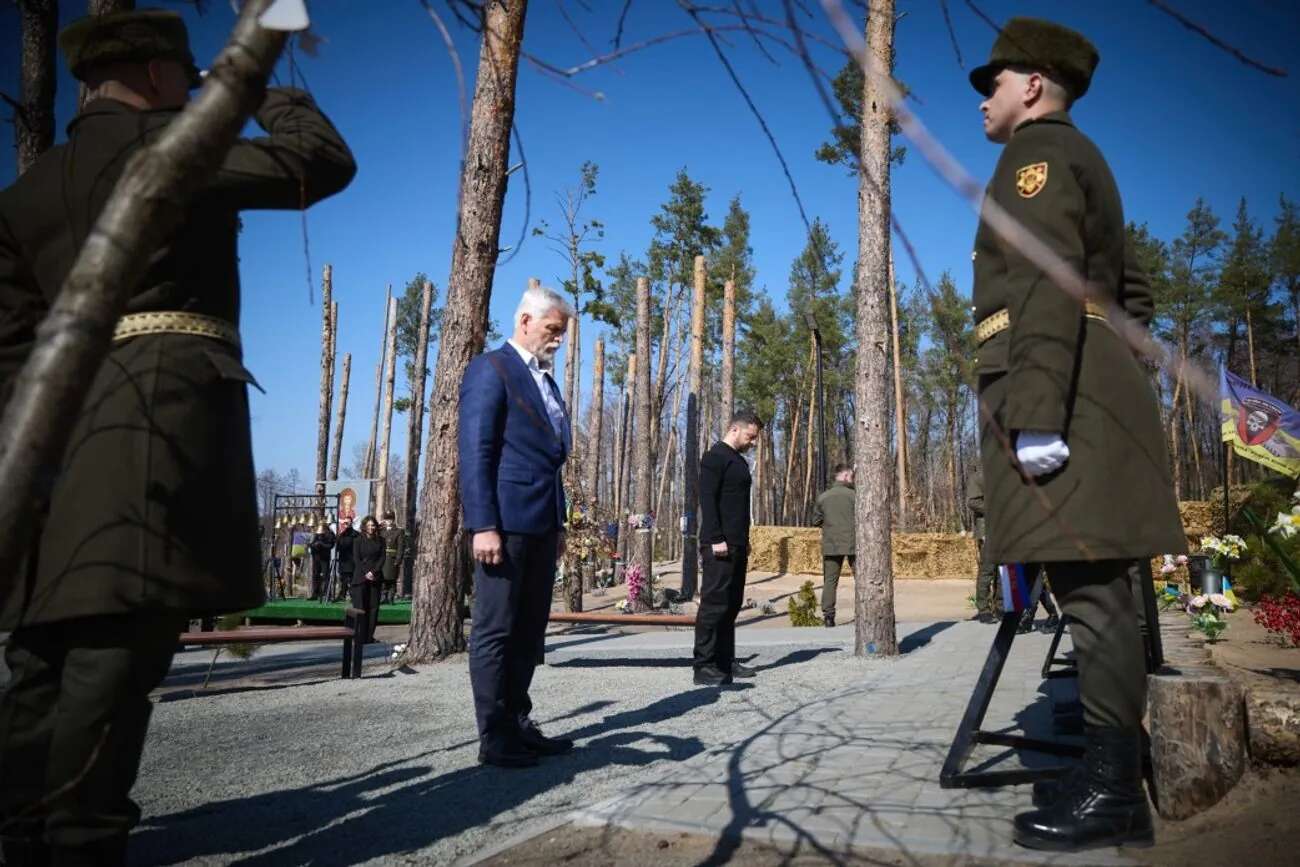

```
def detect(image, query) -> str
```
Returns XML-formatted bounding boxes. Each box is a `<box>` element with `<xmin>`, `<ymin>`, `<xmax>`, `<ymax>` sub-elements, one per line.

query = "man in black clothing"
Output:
<box><xmin>334</xmin><ymin>518</ymin><xmax>359</xmax><ymax>601</ymax></box>
<box><xmin>309</xmin><ymin>522</ymin><xmax>336</xmax><ymax>600</ymax></box>
<box><xmin>693</xmin><ymin>409</ymin><xmax>762</xmax><ymax>686</ymax></box>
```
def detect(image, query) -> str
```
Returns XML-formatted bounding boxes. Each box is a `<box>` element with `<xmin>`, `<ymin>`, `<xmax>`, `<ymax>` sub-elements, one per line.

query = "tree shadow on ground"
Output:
<box><xmin>130</xmin><ymin>687</ymin><xmax>743</xmax><ymax>865</ymax></box>
<box><xmin>899</xmin><ymin>621</ymin><xmax>956</xmax><ymax>653</ymax></box>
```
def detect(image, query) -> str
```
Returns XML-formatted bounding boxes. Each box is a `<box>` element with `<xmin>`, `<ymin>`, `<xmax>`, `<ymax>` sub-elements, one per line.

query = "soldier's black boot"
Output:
<box><xmin>823</xmin><ymin>612</ymin><xmax>835</xmax><ymax>628</ymax></box>
<box><xmin>1014</xmin><ymin>726</ymin><xmax>1154</xmax><ymax>851</ymax></box>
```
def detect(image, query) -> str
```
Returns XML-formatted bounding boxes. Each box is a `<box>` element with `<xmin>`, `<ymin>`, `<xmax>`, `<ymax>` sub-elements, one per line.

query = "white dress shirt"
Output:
<box><xmin>508</xmin><ymin>339</ymin><xmax>569</xmax><ymax>447</ymax></box>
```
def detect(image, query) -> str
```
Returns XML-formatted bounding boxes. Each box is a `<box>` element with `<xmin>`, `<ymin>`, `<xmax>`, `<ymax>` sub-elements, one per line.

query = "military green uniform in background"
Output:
<box><xmin>381</xmin><ymin>523</ymin><xmax>406</xmax><ymax>601</ymax></box>
<box><xmin>966</xmin><ymin>470</ymin><xmax>1001</xmax><ymax>619</ymax></box>
<box><xmin>811</xmin><ymin>480</ymin><xmax>854</xmax><ymax>626</ymax></box>
<box><xmin>968</xmin><ymin>17</ymin><xmax>1184</xmax><ymax>852</ymax></box>
<box><xmin>0</xmin><ymin>11</ymin><xmax>355</xmax><ymax>864</ymax></box>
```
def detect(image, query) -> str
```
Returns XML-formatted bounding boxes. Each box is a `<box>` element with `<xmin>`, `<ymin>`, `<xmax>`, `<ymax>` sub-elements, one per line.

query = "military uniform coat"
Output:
<box><xmin>972</xmin><ymin>111</ymin><xmax>1184</xmax><ymax>565</ymax></box>
<box><xmin>0</xmin><ymin>88</ymin><xmax>356</xmax><ymax>629</ymax></box>
<box><xmin>380</xmin><ymin>525</ymin><xmax>405</xmax><ymax>584</ymax></box>
<box><xmin>811</xmin><ymin>482</ymin><xmax>855</xmax><ymax>556</ymax></box>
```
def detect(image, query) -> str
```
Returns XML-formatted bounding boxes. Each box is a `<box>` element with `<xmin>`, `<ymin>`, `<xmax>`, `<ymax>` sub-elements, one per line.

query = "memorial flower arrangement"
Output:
<box><xmin>1269</xmin><ymin>491</ymin><xmax>1300</xmax><ymax>540</ymax></box>
<box><xmin>627</xmin><ymin>512</ymin><xmax>655</xmax><ymax>530</ymax></box>
<box><xmin>1201</xmin><ymin>534</ymin><xmax>1247</xmax><ymax>570</ymax></box>
<box><xmin>1186</xmin><ymin>592</ymin><xmax>1234</xmax><ymax>642</ymax></box>
<box><xmin>623</xmin><ymin>563</ymin><xmax>649</xmax><ymax>609</ymax></box>
<box><xmin>1253</xmin><ymin>592</ymin><xmax>1300</xmax><ymax>647</ymax></box>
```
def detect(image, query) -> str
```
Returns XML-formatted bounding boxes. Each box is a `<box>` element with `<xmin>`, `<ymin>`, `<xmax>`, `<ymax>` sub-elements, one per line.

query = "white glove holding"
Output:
<box><xmin>1015</xmin><ymin>430</ymin><xmax>1070</xmax><ymax>477</ymax></box>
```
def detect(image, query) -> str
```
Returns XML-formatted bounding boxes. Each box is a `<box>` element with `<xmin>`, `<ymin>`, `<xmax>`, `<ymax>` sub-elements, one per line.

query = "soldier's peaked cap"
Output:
<box><xmin>969</xmin><ymin>17</ymin><xmax>1099</xmax><ymax>101</ymax></box>
<box><xmin>59</xmin><ymin>8</ymin><xmax>201</xmax><ymax>86</ymax></box>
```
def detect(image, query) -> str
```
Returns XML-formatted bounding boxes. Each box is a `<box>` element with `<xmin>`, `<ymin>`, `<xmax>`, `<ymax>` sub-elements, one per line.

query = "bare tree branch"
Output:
<box><xmin>939</xmin><ymin>0</ymin><xmax>964</xmax><ymax>69</ymax></box>
<box><xmin>612</xmin><ymin>0</ymin><xmax>636</xmax><ymax>49</ymax></box>
<box><xmin>1146</xmin><ymin>0</ymin><xmax>1287</xmax><ymax>77</ymax></box>
<box><xmin>497</xmin><ymin>120</ymin><xmax>532</xmax><ymax>265</ymax></box>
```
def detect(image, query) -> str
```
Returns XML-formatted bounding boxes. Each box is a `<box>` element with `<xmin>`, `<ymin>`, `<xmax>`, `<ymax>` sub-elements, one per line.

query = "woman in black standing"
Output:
<box><xmin>352</xmin><ymin>516</ymin><xmax>386</xmax><ymax>644</ymax></box>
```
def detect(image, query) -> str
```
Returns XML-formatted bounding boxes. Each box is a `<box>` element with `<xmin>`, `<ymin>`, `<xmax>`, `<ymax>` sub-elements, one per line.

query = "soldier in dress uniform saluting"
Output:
<box><xmin>0</xmin><ymin>10</ymin><xmax>355</xmax><ymax>864</ymax></box>
<box><xmin>967</xmin><ymin>17</ymin><xmax>1185</xmax><ymax>853</ymax></box>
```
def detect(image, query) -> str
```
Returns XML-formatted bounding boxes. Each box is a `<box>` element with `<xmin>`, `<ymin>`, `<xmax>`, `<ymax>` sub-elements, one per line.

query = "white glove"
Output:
<box><xmin>1015</xmin><ymin>430</ymin><xmax>1070</xmax><ymax>477</ymax></box>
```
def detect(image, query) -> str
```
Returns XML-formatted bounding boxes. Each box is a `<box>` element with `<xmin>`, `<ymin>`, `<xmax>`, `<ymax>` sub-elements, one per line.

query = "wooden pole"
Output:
<box><xmin>409</xmin><ymin>0</ymin><xmax>529</xmax><ymax>662</ymax></box>
<box><xmin>365</xmin><ymin>285</ymin><xmax>392</xmax><ymax>481</ymax></box>
<box><xmin>329</xmin><ymin>353</ymin><xmax>351</xmax><ymax>480</ymax></box>
<box><xmin>631</xmin><ymin>277</ymin><xmax>655</xmax><ymax>597</ymax></box>
<box><xmin>721</xmin><ymin>277</ymin><xmax>736</xmax><ymax>427</ymax></box>
<box><xmin>404</xmin><ymin>280</ymin><xmax>434</xmax><ymax>531</ymax></box>
<box><xmin>587</xmin><ymin>338</ymin><xmax>605</xmax><ymax>506</ymax></box>
<box><xmin>314</xmin><ymin>264</ymin><xmax>334</xmax><ymax>503</ymax></box>
<box><xmin>375</xmin><ymin>294</ymin><xmax>399</xmax><ymax>516</ymax></box>
<box><xmin>853</xmin><ymin>0</ymin><xmax>899</xmax><ymax>655</ymax></box>
<box><xmin>888</xmin><ymin>251</ymin><xmax>908</xmax><ymax>525</ymax></box>
<box><xmin>613</xmin><ymin>353</ymin><xmax>635</xmax><ymax>565</ymax></box>
<box><xmin>681</xmin><ymin>255</ymin><xmax>706</xmax><ymax>597</ymax></box>
<box><xmin>803</xmin><ymin>338</ymin><xmax>817</xmax><ymax>521</ymax></box>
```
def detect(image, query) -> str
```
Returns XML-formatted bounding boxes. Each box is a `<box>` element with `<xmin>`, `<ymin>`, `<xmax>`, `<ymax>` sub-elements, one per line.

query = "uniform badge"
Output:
<box><xmin>1016</xmin><ymin>162</ymin><xmax>1048</xmax><ymax>198</ymax></box>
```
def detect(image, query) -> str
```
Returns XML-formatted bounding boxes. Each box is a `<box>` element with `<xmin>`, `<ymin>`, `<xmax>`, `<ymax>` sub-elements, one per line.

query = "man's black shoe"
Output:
<box><xmin>478</xmin><ymin>743</ymin><xmax>539</xmax><ymax>768</ymax></box>
<box><xmin>694</xmin><ymin>665</ymin><xmax>732</xmax><ymax>686</ymax></box>
<box><xmin>518</xmin><ymin>723</ymin><xmax>574</xmax><ymax>756</ymax></box>
<box><xmin>730</xmin><ymin>661</ymin><xmax>757</xmax><ymax>679</ymax></box>
<box><xmin>824</xmin><ymin>612</ymin><xmax>836</xmax><ymax>627</ymax></box>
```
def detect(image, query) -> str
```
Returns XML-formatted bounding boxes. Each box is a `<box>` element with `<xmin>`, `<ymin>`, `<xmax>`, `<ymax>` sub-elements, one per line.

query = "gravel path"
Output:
<box><xmin>131</xmin><ymin>638</ymin><xmax>891</xmax><ymax>865</ymax></box>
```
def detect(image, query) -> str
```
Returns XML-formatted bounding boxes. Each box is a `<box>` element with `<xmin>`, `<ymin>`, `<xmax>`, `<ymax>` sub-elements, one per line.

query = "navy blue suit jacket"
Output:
<box><xmin>459</xmin><ymin>344</ymin><xmax>569</xmax><ymax>535</ymax></box>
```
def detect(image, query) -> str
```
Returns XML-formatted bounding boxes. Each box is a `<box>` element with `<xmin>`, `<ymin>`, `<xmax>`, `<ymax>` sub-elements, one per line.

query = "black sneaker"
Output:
<box><xmin>694</xmin><ymin>665</ymin><xmax>732</xmax><ymax>686</ymax></box>
<box><xmin>730</xmin><ymin>661</ymin><xmax>758</xmax><ymax>679</ymax></box>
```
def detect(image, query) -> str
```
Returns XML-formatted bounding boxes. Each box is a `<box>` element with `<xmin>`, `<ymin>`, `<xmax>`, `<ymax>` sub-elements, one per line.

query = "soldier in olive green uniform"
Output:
<box><xmin>811</xmin><ymin>464</ymin><xmax>855</xmax><ymax>627</ymax></box>
<box><xmin>0</xmin><ymin>11</ymin><xmax>355</xmax><ymax>865</ymax></box>
<box><xmin>380</xmin><ymin>511</ymin><xmax>407</xmax><ymax>603</ymax></box>
<box><xmin>968</xmin><ymin>18</ymin><xmax>1185</xmax><ymax>853</ymax></box>
<box><xmin>966</xmin><ymin>469</ymin><xmax>999</xmax><ymax>623</ymax></box>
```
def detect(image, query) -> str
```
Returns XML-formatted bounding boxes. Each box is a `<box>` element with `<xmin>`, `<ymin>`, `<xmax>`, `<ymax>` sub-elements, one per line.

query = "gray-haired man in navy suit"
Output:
<box><xmin>458</xmin><ymin>284</ymin><xmax>576</xmax><ymax>767</ymax></box>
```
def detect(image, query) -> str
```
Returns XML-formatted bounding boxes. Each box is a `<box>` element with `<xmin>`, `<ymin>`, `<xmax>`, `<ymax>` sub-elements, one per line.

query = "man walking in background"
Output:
<box><xmin>812</xmin><ymin>463</ymin><xmax>855</xmax><ymax>628</ymax></box>
<box><xmin>460</xmin><ymin>284</ymin><xmax>576</xmax><ymax>768</ymax></box>
<box><xmin>693</xmin><ymin>409</ymin><xmax>763</xmax><ymax>686</ymax></box>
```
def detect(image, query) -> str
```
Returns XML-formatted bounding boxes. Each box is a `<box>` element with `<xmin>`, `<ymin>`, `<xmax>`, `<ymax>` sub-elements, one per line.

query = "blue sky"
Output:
<box><xmin>2</xmin><ymin>1</ymin><xmax>1297</xmax><ymax>484</ymax></box>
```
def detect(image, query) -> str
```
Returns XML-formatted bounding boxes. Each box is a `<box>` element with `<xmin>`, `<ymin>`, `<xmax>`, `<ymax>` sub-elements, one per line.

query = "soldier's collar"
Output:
<box><xmin>67</xmin><ymin>97</ymin><xmax>180</xmax><ymax>133</ymax></box>
<box><xmin>1013</xmin><ymin>110</ymin><xmax>1074</xmax><ymax>134</ymax></box>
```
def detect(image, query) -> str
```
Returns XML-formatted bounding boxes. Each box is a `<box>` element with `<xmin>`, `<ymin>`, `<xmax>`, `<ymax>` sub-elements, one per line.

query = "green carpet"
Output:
<box><xmin>242</xmin><ymin>599</ymin><xmax>411</xmax><ymax>625</ymax></box>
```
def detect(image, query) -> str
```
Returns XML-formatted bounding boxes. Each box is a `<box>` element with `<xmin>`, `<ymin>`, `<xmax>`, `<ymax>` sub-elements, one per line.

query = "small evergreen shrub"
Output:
<box><xmin>788</xmin><ymin>580</ymin><xmax>820</xmax><ymax>627</ymax></box>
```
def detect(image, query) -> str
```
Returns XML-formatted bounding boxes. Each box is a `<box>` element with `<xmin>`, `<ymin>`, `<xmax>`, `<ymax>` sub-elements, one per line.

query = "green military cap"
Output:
<box><xmin>59</xmin><ymin>8</ymin><xmax>202</xmax><ymax>88</ymax></box>
<box><xmin>969</xmin><ymin>17</ymin><xmax>1099</xmax><ymax>101</ymax></box>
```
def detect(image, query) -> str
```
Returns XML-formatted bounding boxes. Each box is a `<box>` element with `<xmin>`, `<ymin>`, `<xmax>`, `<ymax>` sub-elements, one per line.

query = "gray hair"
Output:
<box><xmin>513</xmin><ymin>284</ymin><xmax>575</xmax><ymax>329</ymax></box>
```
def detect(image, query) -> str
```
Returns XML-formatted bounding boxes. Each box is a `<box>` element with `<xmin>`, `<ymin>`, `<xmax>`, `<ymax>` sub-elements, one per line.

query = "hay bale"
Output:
<box><xmin>746</xmin><ymin>527</ymin><xmax>977</xmax><ymax>579</ymax></box>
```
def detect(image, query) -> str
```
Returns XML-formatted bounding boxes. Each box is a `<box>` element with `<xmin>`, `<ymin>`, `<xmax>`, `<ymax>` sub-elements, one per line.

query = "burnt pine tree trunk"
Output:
<box><xmin>329</xmin><ymin>352</ymin><xmax>352</xmax><ymax>480</ymax></box>
<box><xmin>0</xmin><ymin>0</ymin><xmax>287</xmax><ymax>564</ymax></box>
<box><xmin>404</xmin><ymin>280</ymin><xmax>434</xmax><ymax>534</ymax></box>
<box><xmin>720</xmin><ymin>278</ymin><xmax>736</xmax><ymax>424</ymax></box>
<box><xmin>630</xmin><ymin>277</ymin><xmax>655</xmax><ymax>599</ymax></box>
<box><xmin>375</xmin><ymin>294</ymin><xmax>399</xmax><ymax>515</ymax></box>
<box><xmin>853</xmin><ymin>0</ymin><xmax>898</xmax><ymax>656</ymax></box>
<box><xmin>365</xmin><ymin>285</ymin><xmax>392</xmax><ymax>480</ymax></box>
<box><xmin>314</xmin><ymin>265</ymin><xmax>334</xmax><ymax>502</ymax></box>
<box><xmin>888</xmin><ymin>252</ymin><xmax>908</xmax><ymax>526</ymax></box>
<box><xmin>408</xmin><ymin>0</ymin><xmax>529</xmax><ymax>661</ymax></box>
<box><xmin>16</xmin><ymin>0</ymin><xmax>58</xmax><ymax>175</ymax></box>
<box><xmin>582</xmin><ymin>336</ymin><xmax>604</xmax><ymax>592</ymax></box>
<box><xmin>681</xmin><ymin>255</ymin><xmax>705</xmax><ymax>597</ymax></box>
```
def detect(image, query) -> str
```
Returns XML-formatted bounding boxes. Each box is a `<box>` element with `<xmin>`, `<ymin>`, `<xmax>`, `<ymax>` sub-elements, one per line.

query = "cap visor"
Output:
<box><xmin>969</xmin><ymin>64</ymin><xmax>999</xmax><ymax>96</ymax></box>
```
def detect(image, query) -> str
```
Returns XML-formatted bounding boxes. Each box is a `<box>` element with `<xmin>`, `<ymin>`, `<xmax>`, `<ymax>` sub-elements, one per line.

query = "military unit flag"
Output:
<box><xmin>1219</xmin><ymin>368</ymin><xmax>1300</xmax><ymax>479</ymax></box>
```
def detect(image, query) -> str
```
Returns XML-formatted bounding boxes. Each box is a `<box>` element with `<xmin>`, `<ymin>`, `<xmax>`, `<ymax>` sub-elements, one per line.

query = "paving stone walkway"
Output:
<box><xmin>554</xmin><ymin>619</ymin><xmax>1144</xmax><ymax>867</ymax></box>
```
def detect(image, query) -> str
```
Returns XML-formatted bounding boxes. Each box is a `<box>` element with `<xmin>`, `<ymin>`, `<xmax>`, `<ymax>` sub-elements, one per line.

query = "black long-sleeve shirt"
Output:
<box><xmin>699</xmin><ymin>441</ymin><xmax>752</xmax><ymax>547</ymax></box>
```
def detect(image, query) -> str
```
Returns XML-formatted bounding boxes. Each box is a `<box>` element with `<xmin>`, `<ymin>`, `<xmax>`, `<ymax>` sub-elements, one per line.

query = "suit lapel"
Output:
<box><xmin>497</xmin><ymin>344</ymin><xmax>562</xmax><ymax>446</ymax></box>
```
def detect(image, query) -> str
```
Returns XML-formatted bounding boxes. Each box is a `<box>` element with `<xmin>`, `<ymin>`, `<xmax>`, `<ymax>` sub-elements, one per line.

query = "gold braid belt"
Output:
<box><xmin>112</xmin><ymin>311</ymin><xmax>240</xmax><ymax>348</ymax></box>
<box><xmin>975</xmin><ymin>300</ymin><xmax>1109</xmax><ymax>345</ymax></box>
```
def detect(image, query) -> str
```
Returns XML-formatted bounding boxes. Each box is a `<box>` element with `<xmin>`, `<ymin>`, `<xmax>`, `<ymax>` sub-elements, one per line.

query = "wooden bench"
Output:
<box><xmin>179</xmin><ymin>608</ymin><xmax>368</xmax><ymax>679</ymax></box>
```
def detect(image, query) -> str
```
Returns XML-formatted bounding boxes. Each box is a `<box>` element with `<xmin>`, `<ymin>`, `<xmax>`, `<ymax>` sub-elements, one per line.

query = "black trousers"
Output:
<box><xmin>349</xmin><ymin>581</ymin><xmax>381</xmax><ymax>643</ymax></box>
<box><xmin>336</xmin><ymin>570</ymin><xmax>353</xmax><ymax>601</ymax></box>
<box><xmin>311</xmin><ymin>555</ymin><xmax>330</xmax><ymax>599</ymax></box>
<box><xmin>0</xmin><ymin>612</ymin><xmax>183</xmax><ymax>862</ymax></box>
<box><xmin>694</xmin><ymin>543</ymin><xmax>748</xmax><ymax>672</ymax></box>
<box><xmin>468</xmin><ymin>531</ymin><xmax>557</xmax><ymax>747</ymax></box>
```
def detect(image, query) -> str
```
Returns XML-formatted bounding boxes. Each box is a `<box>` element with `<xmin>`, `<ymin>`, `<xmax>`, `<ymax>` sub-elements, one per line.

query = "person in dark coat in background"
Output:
<box><xmin>380</xmin><ymin>510</ymin><xmax>406</xmax><ymax>603</ymax></box>
<box><xmin>351</xmin><ymin>516</ymin><xmax>385</xmax><ymax>643</ymax></box>
<box><xmin>309</xmin><ymin>522</ymin><xmax>336</xmax><ymax>601</ymax></box>
<box><xmin>693</xmin><ymin>409</ymin><xmax>763</xmax><ymax>686</ymax></box>
<box><xmin>334</xmin><ymin>517</ymin><xmax>359</xmax><ymax>602</ymax></box>
<box><xmin>0</xmin><ymin>10</ymin><xmax>355</xmax><ymax>866</ymax></box>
